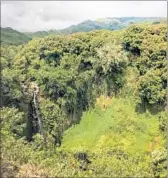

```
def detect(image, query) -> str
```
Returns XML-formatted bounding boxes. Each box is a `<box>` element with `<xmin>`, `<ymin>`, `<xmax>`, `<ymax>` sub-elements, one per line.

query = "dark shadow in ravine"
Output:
<box><xmin>135</xmin><ymin>103</ymin><xmax>165</xmax><ymax>115</ymax></box>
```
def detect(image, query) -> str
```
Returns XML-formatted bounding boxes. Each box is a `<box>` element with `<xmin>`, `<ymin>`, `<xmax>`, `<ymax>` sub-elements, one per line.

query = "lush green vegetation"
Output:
<box><xmin>1</xmin><ymin>22</ymin><xmax>166</xmax><ymax>177</ymax></box>
<box><xmin>61</xmin><ymin>96</ymin><xmax>166</xmax><ymax>177</ymax></box>
<box><xmin>1</xmin><ymin>27</ymin><xmax>32</xmax><ymax>45</ymax></box>
<box><xmin>123</xmin><ymin>23</ymin><xmax>167</xmax><ymax>109</ymax></box>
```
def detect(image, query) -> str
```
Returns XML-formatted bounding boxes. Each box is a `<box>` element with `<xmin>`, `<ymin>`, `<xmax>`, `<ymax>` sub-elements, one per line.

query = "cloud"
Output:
<box><xmin>1</xmin><ymin>1</ymin><xmax>167</xmax><ymax>32</ymax></box>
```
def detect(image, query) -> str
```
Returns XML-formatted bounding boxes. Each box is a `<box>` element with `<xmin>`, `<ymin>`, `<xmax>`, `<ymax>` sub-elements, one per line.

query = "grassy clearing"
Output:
<box><xmin>61</xmin><ymin>96</ymin><xmax>163</xmax><ymax>155</ymax></box>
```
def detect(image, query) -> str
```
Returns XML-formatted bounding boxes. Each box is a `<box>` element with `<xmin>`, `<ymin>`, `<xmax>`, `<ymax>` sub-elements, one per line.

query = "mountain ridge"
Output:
<box><xmin>1</xmin><ymin>17</ymin><xmax>166</xmax><ymax>44</ymax></box>
<box><xmin>25</xmin><ymin>17</ymin><xmax>166</xmax><ymax>37</ymax></box>
<box><xmin>0</xmin><ymin>27</ymin><xmax>32</xmax><ymax>45</ymax></box>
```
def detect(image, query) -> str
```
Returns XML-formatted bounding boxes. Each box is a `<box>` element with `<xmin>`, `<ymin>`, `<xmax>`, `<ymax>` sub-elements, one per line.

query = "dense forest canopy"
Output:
<box><xmin>1</xmin><ymin>21</ymin><xmax>167</xmax><ymax>177</ymax></box>
<box><xmin>123</xmin><ymin>24</ymin><xmax>167</xmax><ymax>108</ymax></box>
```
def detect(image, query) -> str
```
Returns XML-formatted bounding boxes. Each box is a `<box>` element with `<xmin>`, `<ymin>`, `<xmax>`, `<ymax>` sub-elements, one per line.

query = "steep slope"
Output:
<box><xmin>1</xmin><ymin>27</ymin><xmax>32</xmax><ymax>45</ymax></box>
<box><xmin>59</xmin><ymin>74</ymin><xmax>166</xmax><ymax>177</ymax></box>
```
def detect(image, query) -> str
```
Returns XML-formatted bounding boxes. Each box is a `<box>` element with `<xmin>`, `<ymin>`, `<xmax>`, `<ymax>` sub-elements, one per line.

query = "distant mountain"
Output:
<box><xmin>1</xmin><ymin>27</ymin><xmax>32</xmax><ymax>45</ymax></box>
<box><xmin>1</xmin><ymin>17</ymin><xmax>166</xmax><ymax>44</ymax></box>
<box><xmin>25</xmin><ymin>17</ymin><xmax>166</xmax><ymax>38</ymax></box>
<box><xmin>24</xmin><ymin>31</ymin><xmax>49</xmax><ymax>38</ymax></box>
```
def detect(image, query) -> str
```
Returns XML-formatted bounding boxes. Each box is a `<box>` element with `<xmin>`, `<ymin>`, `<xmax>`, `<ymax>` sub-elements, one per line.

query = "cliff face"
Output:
<box><xmin>20</xmin><ymin>82</ymin><xmax>43</xmax><ymax>141</ymax></box>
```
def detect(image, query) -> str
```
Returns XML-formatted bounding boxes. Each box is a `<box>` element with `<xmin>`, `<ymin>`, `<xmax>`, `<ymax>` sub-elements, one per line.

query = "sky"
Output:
<box><xmin>1</xmin><ymin>1</ymin><xmax>167</xmax><ymax>32</ymax></box>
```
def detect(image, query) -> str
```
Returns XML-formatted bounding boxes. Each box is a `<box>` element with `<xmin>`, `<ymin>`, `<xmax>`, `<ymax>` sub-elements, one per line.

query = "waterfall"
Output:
<box><xmin>25</xmin><ymin>82</ymin><xmax>46</xmax><ymax>144</ymax></box>
<box><xmin>32</xmin><ymin>87</ymin><xmax>43</xmax><ymax>135</ymax></box>
<box><xmin>32</xmin><ymin>86</ymin><xmax>46</xmax><ymax>147</ymax></box>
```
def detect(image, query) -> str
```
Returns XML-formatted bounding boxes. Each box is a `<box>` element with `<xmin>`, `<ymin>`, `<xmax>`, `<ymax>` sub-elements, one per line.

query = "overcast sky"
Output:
<box><xmin>1</xmin><ymin>1</ymin><xmax>167</xmax><ymax>32</ymax></box>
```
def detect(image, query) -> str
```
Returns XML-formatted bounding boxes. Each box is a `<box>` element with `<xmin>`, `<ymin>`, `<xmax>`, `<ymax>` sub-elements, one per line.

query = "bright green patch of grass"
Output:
<box><xmin>61</xmin><ymin>97</ymin><xmax>163</xmax><ymax>155</ymax></box>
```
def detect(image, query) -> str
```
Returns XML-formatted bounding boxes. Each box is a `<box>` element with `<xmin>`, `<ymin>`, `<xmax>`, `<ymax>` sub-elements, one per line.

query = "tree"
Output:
<box><xmin>96</xmin><ymin>41</ymin><xmax>128</xmax><ymax>96</ymax></box>
<box><xmin>123</xmin><ymin>23</ymin><xmax>166</xmax><ymax>107</ymax></box>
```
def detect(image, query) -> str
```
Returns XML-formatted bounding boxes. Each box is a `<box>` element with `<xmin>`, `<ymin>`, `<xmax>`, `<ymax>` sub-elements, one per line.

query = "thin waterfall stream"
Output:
<box><xmin>33</xmin><ymin>89</ymin><xmax>43</xmax><ymax>135</ymax></box>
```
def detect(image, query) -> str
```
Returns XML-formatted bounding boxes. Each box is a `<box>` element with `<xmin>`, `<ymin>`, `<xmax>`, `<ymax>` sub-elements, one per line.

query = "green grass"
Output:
<box><xmin>61</xmin><ymin>97</ymin><xmax>163</xmax><ymax>155</ymax></box>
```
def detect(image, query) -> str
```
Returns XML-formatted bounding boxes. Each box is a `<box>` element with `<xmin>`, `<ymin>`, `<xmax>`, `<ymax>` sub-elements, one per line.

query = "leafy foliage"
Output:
<box><xmin>1</xmin><ymin>22</ymin><xmax>166</xmax><ymax>177</ymax></box>
<box><xmin>123</xmin><ymin>23</ymin><xmax>167</xmax><ymax>107</ymax></box>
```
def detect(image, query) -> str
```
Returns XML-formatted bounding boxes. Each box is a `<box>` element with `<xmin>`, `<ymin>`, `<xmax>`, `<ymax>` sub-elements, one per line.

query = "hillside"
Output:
<box><xmin>1</xmin><ymin>22</ymin><xmax>167</xmax><ymax>177</ymax></box>
<box><xmin>25</xmin><ymin>17</ymin><xmax>166</xmax><ymax>38</ymax></box>
<box><xmin>60</xmin><ymin>96</ymin><xmax>166</xmax><ymax>177</ymax></box>
<box><xmin>0</xmin><ymin>27</ymin><xmax>32</xmax><ymax>45</ymax></box>
<box><xmin>61</xmin><ymin>96</ymin><xmax>161</xmax><ymax>153</ymax></box>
